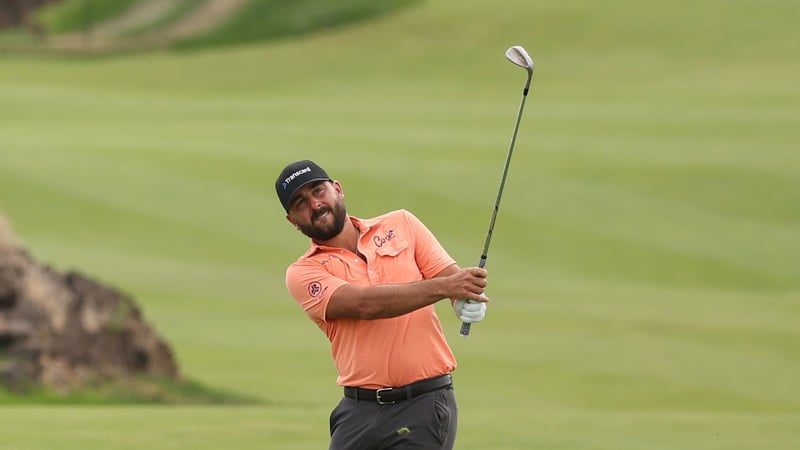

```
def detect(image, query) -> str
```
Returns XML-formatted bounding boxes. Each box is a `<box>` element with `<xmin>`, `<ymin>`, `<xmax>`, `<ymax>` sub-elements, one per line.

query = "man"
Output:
<box><xmin>276</xmin><ymin>160</ymin><xmax>489</xmax><ymax>450</ymax></box>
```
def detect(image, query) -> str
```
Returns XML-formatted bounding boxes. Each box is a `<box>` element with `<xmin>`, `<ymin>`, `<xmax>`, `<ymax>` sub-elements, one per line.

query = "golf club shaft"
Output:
<box><xmin>460</xmin><ymin>70</ymin><xmax>532</xmax><ymax>337</ymax></box>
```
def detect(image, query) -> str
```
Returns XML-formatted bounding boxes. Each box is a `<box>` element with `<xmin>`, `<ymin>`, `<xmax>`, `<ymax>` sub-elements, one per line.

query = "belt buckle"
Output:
<box><xmin>375</xmin><ymin>388</ymin><xmax>395</xmax><ymax>405</ymax></box>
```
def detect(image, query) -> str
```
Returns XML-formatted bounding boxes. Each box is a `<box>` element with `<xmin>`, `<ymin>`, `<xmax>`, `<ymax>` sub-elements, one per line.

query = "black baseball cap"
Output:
<box><xmin>275</xmin><ymin>160</ymin><xmax>332</xmax><ymax>212</ymax></box>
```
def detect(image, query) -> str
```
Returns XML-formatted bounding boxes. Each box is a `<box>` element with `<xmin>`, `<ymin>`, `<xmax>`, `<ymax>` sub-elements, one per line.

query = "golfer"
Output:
<box><xmin>276</xmin><ymin>160</ymin><xmax>489</xmax><ymax>449</ymax></box>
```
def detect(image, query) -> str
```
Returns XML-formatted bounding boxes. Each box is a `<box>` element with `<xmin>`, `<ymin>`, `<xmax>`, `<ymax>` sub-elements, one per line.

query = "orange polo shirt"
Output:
<box><xmin>285</xmin><ymin>209</ymin><xmax>457</xmax><ymax>389</ymax></box>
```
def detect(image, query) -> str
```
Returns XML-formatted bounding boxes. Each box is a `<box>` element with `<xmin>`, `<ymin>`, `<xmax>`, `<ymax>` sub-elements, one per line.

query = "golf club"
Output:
<box><xmin>460</xmin><ymin>45</ymin><xmax>534</xmax><ymax>337</ymax></box>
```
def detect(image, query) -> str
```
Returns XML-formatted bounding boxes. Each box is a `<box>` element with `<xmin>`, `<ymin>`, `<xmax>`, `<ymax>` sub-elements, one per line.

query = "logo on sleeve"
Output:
<box><xmin>308</xmin><ymin>281</ymin><xmax>323</xmax><ymax>297</ymax></box>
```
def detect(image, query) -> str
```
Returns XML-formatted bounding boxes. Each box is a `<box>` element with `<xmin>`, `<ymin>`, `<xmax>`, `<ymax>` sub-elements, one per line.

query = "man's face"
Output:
<box><xmin>286</xmin><ymin>180</ymin><xmax>347</xmax><ymax>241</ymax></box>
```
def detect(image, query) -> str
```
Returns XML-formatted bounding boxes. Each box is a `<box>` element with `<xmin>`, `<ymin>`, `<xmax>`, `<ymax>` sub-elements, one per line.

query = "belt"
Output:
<box><xmin>343</xmin><ymin>374</ymin><xmax>453</xmax><ymax>405</ymax></box>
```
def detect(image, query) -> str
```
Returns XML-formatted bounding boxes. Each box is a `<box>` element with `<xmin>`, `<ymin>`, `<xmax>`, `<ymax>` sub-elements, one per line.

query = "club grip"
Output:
<box><xmin>459</xmin><ymin>321</ymin><xmax>471</xmax><ymax>337</ymax></box>
<box><xmin>459</xmin><ymin>256</ymin><xmax>487</xmax><ymax>338</ymax></box>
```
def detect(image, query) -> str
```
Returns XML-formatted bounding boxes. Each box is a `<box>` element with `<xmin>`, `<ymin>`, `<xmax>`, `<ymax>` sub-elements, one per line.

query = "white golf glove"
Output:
<box><xmin>453</xmin><ymin>298</ymin><xmax>487</xmax><ymax>323</ymax></box>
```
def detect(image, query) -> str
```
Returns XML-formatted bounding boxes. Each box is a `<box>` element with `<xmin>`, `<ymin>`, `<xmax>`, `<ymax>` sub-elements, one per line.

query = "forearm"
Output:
<box><xmin>327</xmin><ymin>278</ymin><xmax>450</xmax><ymax>320</ymax></box>
<box><xmin>325</xmin><ymin>264</ymin><xmax>487</xmax><ymax>320</ymax></box>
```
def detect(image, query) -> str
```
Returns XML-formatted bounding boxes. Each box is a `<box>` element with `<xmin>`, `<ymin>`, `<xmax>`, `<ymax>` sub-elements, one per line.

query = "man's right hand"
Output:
<box><xmin>442</xmin><ymin>267</ymin><xmax>489</xmax><ymax>303</ymax></box>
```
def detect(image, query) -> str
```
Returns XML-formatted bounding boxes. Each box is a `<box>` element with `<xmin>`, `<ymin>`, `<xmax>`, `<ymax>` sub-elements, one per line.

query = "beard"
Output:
<box><xmin>297</xmin><ymin>200</ymin><xmax>347</xmax><ymax>241</ymax></box>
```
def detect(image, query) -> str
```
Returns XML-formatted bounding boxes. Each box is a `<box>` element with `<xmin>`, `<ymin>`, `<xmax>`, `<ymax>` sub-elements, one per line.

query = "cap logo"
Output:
<box><xmin>282</xmin><ymin>166</ymin><xmax>311</xmax><ymax>190</ymax></box>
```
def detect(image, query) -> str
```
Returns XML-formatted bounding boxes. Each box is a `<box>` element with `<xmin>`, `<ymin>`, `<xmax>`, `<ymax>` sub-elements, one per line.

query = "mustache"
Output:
<box><xmin>312</xmin><ymin>207</ymin><xmax>333</xmax><ymax>221</ymax></box>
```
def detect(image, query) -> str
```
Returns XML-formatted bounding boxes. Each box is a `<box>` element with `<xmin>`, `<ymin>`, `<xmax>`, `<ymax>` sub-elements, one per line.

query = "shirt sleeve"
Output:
<box><xmin>285</xmin><ymin>259</ymin><xmax>349</xmax><ymax>323</ymax></box>
<box><xmin>401</xmin><ymin>210</ymin><xmax>457</xmax><ymax>279</ymax></box>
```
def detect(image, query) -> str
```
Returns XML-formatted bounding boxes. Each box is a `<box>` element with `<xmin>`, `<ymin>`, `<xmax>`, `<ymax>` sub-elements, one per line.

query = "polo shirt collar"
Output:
<box><xmin>301</xmin><ymin>215</ymin><xmax>377</xmax><ymax>257</ymax></box>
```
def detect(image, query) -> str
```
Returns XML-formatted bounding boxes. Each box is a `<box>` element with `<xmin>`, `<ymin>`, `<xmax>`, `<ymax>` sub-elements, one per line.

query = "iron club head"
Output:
<box><xmin>505</xmin><ymin>45</ymin><xmax>534</xmax><ymax>74</ymax></box>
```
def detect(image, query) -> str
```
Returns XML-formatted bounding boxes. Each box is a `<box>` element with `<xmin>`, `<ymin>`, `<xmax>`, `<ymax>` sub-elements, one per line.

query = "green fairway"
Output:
<box><xmin>1</xmin><ymin>0</ymin><xmax>799</xmax><ymax>448</ymax></box>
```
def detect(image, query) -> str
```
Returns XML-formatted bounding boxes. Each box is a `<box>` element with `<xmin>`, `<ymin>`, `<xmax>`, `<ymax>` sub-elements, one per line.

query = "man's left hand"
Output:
<box><xmin>453</xmin><ymin>299</ymin><xmax>487</xmax><ymax>323</ymax></box>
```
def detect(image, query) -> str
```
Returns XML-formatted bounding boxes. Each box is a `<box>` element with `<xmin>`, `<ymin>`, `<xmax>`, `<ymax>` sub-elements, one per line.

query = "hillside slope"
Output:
<box><xmin>9</xmin><ymin>0</ymin><xmax>421</xmax><ymax>52</ymax></box>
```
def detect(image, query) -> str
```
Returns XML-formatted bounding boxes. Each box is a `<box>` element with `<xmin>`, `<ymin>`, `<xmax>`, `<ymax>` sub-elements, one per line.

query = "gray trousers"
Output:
<box><xmin>329</xmin><ymin>387</ymin><xmax>458</xmax><ymax>450</ymax></box>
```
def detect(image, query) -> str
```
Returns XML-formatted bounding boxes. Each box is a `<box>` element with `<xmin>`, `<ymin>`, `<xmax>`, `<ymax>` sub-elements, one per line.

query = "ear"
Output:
<box><xmin>285</xmin><ymin>215</ymin><xmax>300</xmax><ymax>229</ymax></box>
<box><xmin>332</xmin><ymin>180</ymin><xmax>344</xmax><ymax>199</ymax></box>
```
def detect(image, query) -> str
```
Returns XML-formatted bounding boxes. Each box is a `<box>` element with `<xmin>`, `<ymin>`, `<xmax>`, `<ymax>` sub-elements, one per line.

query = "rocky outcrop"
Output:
<box><xmin>0</xmin><ymin>214</ymin><xmax>179</xmax><ymax>393</ymax></box>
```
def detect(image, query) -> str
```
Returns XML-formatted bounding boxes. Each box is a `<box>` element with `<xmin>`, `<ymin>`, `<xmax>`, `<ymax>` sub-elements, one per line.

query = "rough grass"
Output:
<box><xmin>0</xmin><ymin>377</ymin><xmax>258</xmax><ymax>405</ymax></box>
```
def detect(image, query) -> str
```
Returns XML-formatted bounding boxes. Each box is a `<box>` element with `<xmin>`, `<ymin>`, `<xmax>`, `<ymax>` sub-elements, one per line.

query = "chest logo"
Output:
<box><xmin>373</xmin><ymin>229</ymin><xmax>397</xmax><ymax>247</ymax></box>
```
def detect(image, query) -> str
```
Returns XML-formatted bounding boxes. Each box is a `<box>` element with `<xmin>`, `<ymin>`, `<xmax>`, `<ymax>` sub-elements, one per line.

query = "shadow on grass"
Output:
<box><xmin>0</xmin><ymin>377</ymin><xmax>262</xmax><ymax>405</ymax></box>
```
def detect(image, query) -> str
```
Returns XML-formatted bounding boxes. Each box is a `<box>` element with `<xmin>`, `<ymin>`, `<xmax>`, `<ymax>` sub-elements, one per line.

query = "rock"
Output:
<box><xmin>0</xmin><ymin>213</ymin><xmax>179</xmax><ymax>393</ymax></box>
